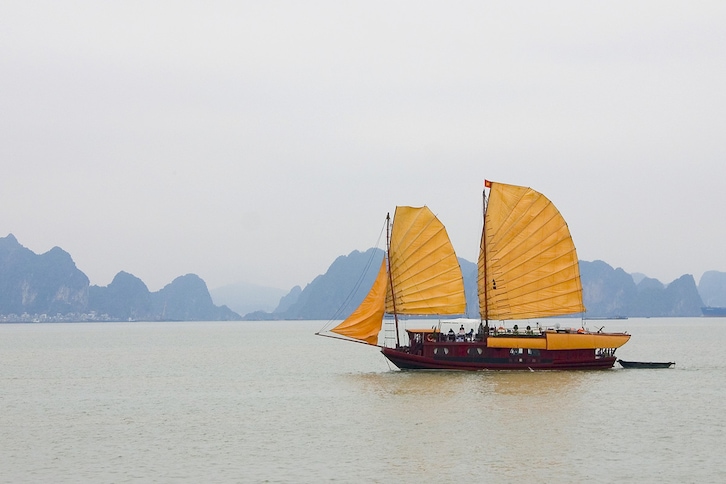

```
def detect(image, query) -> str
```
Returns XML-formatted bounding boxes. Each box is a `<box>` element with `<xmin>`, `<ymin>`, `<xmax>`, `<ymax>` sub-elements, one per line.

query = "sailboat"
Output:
<box><xmin>317</xmin><ymin>180</ymin><xmax>630</xmax><ymax>370</ymax></box>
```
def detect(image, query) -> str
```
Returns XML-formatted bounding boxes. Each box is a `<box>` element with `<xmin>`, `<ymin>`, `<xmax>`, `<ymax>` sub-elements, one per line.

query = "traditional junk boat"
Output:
<box><xmin>317</xmin><ymin>181</ymin><xmax>631</xmax><ymax>370</ymax></box>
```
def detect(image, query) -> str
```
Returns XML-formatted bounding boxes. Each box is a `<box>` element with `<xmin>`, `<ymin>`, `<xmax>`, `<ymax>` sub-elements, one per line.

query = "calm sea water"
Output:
<box><xmin>1</xmin><ymin>318</ymin><xmax>724</xmax><ymax>483</ymax></box>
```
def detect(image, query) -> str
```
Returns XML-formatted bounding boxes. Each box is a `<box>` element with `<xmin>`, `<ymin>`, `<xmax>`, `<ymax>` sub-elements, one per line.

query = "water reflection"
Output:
<box><xmin>335</xmin><ymin>370</ymin><xmax>591</xmax><ymax>482</ymax></box>
<box><xmin>344</xmin><ymin>369</ymin><xmax>585</xmax><ymax>398</ymax></box>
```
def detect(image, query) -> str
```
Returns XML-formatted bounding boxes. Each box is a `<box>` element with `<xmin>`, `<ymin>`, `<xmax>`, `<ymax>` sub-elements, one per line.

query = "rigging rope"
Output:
<box><xmin>317</xmin><ymin>219</ymin><xmax>387</xmax><ymax>333</ymax></box>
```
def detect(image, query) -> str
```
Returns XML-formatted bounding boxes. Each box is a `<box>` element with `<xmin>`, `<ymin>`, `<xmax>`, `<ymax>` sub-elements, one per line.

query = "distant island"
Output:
<box><xmin>3</xmin><ymin>233</ymin><xmax>726</xmax><ymax>323</ymax></box>
<box><xmin>0</xmin><ymin>234</ymin><xmax>240</xmax><ymax>322</ymax></box>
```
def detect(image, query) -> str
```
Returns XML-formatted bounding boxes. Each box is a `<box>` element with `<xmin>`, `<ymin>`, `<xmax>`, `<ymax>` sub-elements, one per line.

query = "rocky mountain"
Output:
<box><xmin>150</xmin><ymin>274</ymin><xmax>239</xmax><ymax>321</ymax></box>
<box><xmin>0</xmin><ymin>234</ymin><xmax>240</xmax><ymax>322</ymax></box>
<box><xmin>0</xmin><ymin>234</ymin><xmax>89</xmax><ymax>315</ymax></box>
<box><xmin>89</xmin><ymin>271</ymin><xmax>152</xmax><ymax>320</ymax></box>
<box><xmin>578</xmin><ymin>259</ymin><xmax>703</xmax><ymax>317</ymax></box>
<box><xmin>245</xmin><ymin>252</ymin><xmax>709</xmax><ymax>320</ymax></box>
<box><xmin>275</xmin><ymin>248</ymin><xmax>385</xmax><ymax>320</ymax></box>
<box><xmin>698</xmin><ymin>270</ymin><xmax>726</xmax><ymax>306</ymax></box>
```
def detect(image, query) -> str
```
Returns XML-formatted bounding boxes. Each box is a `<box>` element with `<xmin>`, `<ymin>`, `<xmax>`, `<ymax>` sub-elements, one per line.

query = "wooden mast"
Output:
<box><xmin>385</xmin><ymin>212</ymin><xmax>401</xmax><ymax>347</ymax></box>
<box><xmin>481</xmin><ymin>185</ymin><xmax>490</xmax><ymax>329</ymax></box>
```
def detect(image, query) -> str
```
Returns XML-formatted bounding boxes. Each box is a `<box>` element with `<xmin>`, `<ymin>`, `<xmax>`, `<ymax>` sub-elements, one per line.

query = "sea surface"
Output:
<box><xmin>1</xmin><ymin>318</ymin><xmax>724</xmax><ymax>483</ymax></box>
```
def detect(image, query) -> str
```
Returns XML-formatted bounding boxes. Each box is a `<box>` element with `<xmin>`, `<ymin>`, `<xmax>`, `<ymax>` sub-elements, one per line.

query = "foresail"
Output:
<box><xmin>387</xmin><ymin>206</ymin><xmax>467</xmax><ymax>315</ymax></box>
<box><xmin>479</xmin><ymin>182</ymin><xmax>586</xmax><ymax>320</ymax></box>
<box><xmin>330</xmin><ymin>258</ymin><xmax>387</xmax><ymax>345</ymax></box>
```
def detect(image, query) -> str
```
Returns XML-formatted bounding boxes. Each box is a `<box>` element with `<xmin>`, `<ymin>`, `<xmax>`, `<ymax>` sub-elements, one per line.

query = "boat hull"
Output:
<box><xmin>618</xmin><ymin>359</ymin><xmax>674</xmax><ymax>369</ymax></box>
<box><xmin>381</xmin><ymin>346</ymin><xmax>617</xmax><ymax>371</ymax></box>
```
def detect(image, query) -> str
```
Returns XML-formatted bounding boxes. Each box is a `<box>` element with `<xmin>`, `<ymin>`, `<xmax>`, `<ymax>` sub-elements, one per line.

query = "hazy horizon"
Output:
<box><xmin>1</xmin><ymin>232</ymin><xmax>719</xmax><ymax>294</ymax></box>
<box><xmin>2</xmin><ymin>1</ymin><xmax>725</xmax><ymax>291</ymax></box>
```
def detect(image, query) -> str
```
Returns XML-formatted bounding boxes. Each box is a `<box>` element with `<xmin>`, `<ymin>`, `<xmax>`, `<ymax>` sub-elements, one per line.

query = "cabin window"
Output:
<box><xmin>433</xmin><ymin>347</ymin><xmax>449</xmax><ymax>355</ymax></box>
<box><xmin>528</xmin><ymin>349</ymin><xmax>540</xmax><ymax>356</ymax></box>
<box><xmin>467</xmin><ymin>348</ymin><xmax>483</xmax><ymax>356</ymax></box>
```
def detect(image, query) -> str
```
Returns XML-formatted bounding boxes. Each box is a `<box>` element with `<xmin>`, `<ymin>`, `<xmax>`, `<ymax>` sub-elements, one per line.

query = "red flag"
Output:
<box><xmin>484</xmin><ymin>180</ymin><xmax>492</xmax><ymax>188</ymax></box>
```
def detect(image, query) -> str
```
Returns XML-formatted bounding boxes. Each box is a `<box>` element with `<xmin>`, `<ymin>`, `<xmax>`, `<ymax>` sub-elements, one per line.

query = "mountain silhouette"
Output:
<box><xmin>0</xmin><ymin>234</ymin><xmax>240</xmax><ymax>321</ymax></box>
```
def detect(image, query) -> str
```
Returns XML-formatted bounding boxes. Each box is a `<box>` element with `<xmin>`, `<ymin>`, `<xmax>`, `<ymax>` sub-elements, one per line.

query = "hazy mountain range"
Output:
<box><xmin>0</xmin><ymin>234</ymin><xmax>239</xmax><ymax>322</ymax></box>
<box><xmin>239</xmin><ymin>248</ymin><xmax>726</xmax><ymax>321</ymax></box>
<box><xmin>3</xmin><ymin>233</ymin><xmax>725</xmax><ymax>322</ymax></box>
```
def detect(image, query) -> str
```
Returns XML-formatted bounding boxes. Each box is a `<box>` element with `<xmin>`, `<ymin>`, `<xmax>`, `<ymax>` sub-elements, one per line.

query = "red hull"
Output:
<box><xmin>381</xmin><ymin>345</ymin><xmax>617</xmax><ymax>371</ymax></box>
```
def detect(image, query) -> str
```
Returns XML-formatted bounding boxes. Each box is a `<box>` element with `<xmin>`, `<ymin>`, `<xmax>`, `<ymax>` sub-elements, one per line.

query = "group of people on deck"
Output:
<box><xmin>429</xmin><ymin>322</ymin><xmax>542</xmax><ymax>343</ymax></box>
<box><xmin>446</xmin><ymin>325</ymin><xmax>474</xmax><ymax>342</ymax></box>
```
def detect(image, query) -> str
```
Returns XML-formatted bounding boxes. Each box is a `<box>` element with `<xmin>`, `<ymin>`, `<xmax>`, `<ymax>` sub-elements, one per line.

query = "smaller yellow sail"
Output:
<box><xmin>329</xmin><ymin>259</ymin><xmax>387</xmax><ymax>345</ymax></box>
<box><xmin>387</xmin><ymin>206</ymin><xmax>467</xmax><ymax>315</ymax></box>
<box><xmin>329</xmin><ymin>206</ymin><xmax>465</xmax><ymax>345</ymax></box>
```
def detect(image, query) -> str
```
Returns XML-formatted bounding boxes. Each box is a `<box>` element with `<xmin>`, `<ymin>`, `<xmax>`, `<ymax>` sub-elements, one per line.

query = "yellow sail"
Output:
<box><xmin>329</xmin><ymin>259</ymin><xmax>387</xmax><ymax>345</ymax></box>
<box><xmin>387</xmin><ymin>206</ymin><xmax>467</xmax><ymax>315</ymax></box>
<box><xmin>478</xmin><ymin>182</ymin><xmax>586</xmax><ymax>320</ymax></box>
<box><xmin>329</xmin><ymin>206</ymin><xmax>466</xmax><ymax>345</ymax></box>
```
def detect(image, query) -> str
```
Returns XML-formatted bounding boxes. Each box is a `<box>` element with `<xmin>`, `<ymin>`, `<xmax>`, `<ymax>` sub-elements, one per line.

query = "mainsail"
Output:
<box><xmin>478</xmin><ymin>181</ymin><xmax>586</xmax><ymax>320</ymax></box>
<box><xmin>330</xmin><ymin>206</ymin><xmax>466</xmax><ymax>345</ymax></box>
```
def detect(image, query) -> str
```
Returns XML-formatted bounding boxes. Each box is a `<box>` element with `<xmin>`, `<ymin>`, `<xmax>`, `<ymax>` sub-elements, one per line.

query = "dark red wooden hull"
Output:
<box><xmin>381</xmin><ymin>345</ymin><xmax>617</xmax><ymax>371</ymax></box>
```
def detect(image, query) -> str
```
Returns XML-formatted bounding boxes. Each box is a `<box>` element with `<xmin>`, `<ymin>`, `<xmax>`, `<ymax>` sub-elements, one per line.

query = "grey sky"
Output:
<box><xmin>1</xmin><ymin>1</ymin><xmax>725</xmax><ymax>291</ymax></box>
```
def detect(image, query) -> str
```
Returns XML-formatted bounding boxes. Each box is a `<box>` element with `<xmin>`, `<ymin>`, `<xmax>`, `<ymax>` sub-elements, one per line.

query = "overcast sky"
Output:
<box><xmin>1</xmin><ymin>1</ymin><xmax>725</xmax><ymax>292</ymax></box>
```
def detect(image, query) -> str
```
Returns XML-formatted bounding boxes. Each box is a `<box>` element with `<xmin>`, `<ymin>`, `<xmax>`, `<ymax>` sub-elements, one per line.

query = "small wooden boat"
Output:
<box><xmin>618</xmin><ymin>359</ymin><xmax>674</xmax><ymax>369</ymax></box>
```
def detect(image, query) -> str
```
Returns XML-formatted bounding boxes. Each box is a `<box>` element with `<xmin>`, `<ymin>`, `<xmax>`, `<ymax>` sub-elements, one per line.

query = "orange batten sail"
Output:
<box><xmin>330</xmin><ymin>259</ymin><xmax>387</xmax><ymax>345</ymax></box>
<box><xmin>387</xmin><ymin>206</ymin><xmax>467</xmax><ymax>315</ymax></box>
<box><xmin>479</xmin><ymin>182</ymin><xmax>586</xmax><ymax>321</ymax></box>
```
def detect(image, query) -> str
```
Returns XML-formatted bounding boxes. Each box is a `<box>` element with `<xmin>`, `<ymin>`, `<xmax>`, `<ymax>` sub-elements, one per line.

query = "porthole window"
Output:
<box><xmin>467</xmin><ymin>348</ymin><xmax>483</xmax><ymax>355</ymax></box>
<box><xmin>433</xmin><ymin>347</ymin><xmax>450</xmax><ymax>355</ymax></box>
